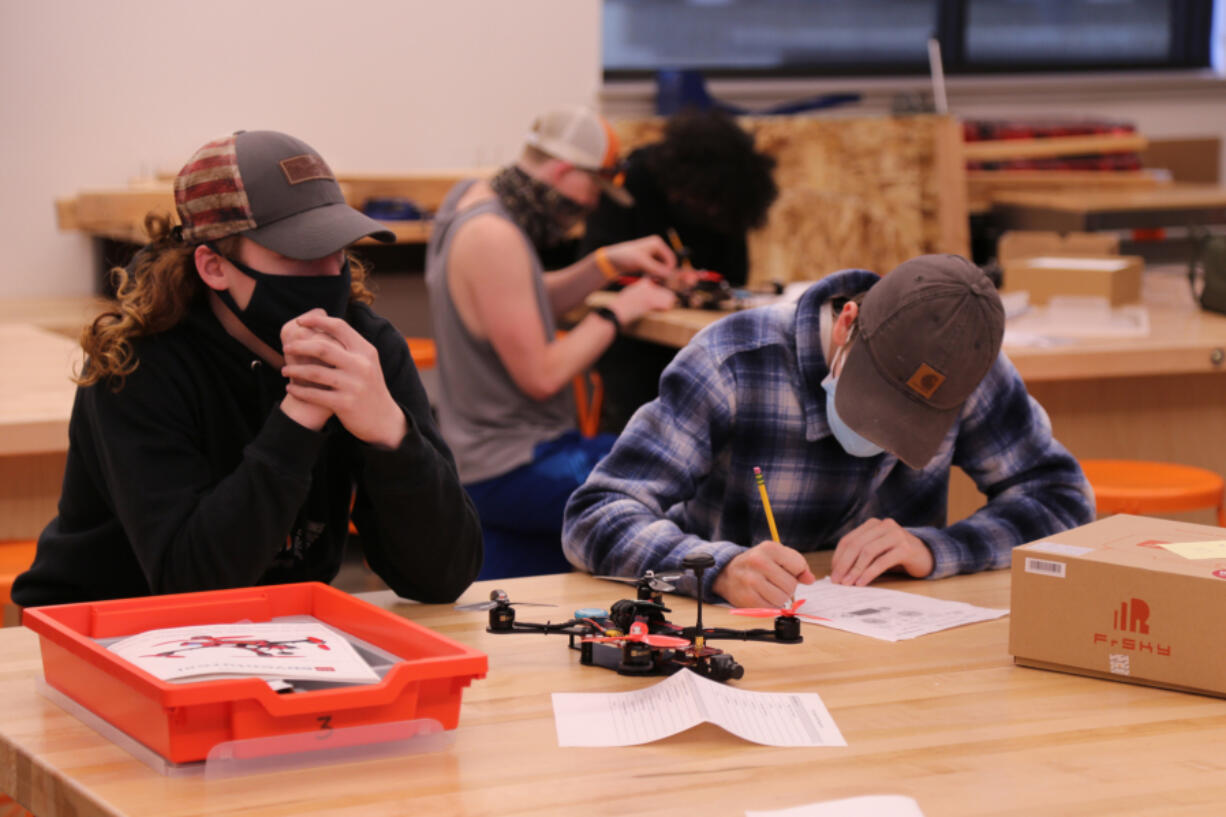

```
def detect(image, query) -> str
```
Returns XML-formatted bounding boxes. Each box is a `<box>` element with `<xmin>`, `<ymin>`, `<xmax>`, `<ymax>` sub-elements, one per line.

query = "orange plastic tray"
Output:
<box><xmin>23</xmin><ymin>582</ymin><xmax>487</xmax><ymax>764</ymax></box>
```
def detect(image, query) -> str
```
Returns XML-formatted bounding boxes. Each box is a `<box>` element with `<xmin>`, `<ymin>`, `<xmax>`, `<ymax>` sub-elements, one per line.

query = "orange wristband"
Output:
<box><xmin>594</xmin><ymin>248</ymin><xmax>619</xmax><ymax>281</ymax></box>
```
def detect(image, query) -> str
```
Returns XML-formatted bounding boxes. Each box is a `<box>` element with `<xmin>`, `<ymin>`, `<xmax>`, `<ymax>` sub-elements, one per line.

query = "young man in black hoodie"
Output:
<box><xmin>13</xmin><ymin>130</ymin><xmax>482</xmax><ymax>607</ymax></box>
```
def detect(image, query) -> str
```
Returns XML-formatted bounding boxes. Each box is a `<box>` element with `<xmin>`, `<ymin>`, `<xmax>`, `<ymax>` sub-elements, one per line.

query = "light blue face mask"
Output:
<box><xmin>822</xmin><ymin>336</ymin><xmax>885</xmax><ymax>458</ymax></box>
<box><xmin>821</xmin><ymin>374</ymin><xmax>885</xmax><ymax>457</ymax></box>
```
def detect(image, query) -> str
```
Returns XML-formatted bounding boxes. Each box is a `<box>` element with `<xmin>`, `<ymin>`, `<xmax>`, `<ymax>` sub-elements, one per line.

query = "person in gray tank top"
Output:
<box><xmin>425</xmin><ymin>106</ymin><xmax>685</xmax><ymax>580</ymax></box>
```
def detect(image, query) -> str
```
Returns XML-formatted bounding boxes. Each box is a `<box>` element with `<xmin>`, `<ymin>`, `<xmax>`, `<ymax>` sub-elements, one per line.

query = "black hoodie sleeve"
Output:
<box><xmin>348</xmin><ymin>309</ymin><xmax>483</xmax><ymax>602</ymax></box>
<box><xmin>73</xmin><ymin>345</ymin><xmax>330</xmax><ymax>595</ymax></box>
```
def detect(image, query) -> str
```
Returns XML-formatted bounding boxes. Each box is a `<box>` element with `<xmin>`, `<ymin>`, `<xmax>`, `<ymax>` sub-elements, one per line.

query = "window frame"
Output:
<box><xmin>601</xmin><ymin>0</ymin><xmax>1215</xmax><ymax>81</ymax></box>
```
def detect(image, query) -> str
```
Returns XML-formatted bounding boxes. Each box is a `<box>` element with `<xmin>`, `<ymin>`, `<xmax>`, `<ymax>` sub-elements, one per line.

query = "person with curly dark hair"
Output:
<box><xmin>580</xmin><ymin>109</ymin><xmax>779</xmax><ymax>432</ymax></box>
<box><xmin>13</xmin><ymin>130</ymin><xmax>482</xmax><ymax>607</ymax></box>
<box><xmin>581</xmin><ymin>108</ymin><xmax>778</xmax><ymax>288</ymax></box>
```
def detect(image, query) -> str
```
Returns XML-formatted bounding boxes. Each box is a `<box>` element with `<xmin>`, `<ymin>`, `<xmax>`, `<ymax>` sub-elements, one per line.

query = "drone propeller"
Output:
<box><xmin>454</xmin><ymin>588</ymin><xmax>557</xmax><ymax>612</ymax></box>
<box><xmin>581</xmin><ymin>621</ymin><xmax>691</xmax><ymax>650</ymax></box>
<box><xmin>729</xmin><ymin>598</ymin><xmax>809</xmax><ymax>619</ymax></box>
<box><xmin>595</xmin><ymin>570</ymin><xmax>683</xmax><ymax>593</ymax></box>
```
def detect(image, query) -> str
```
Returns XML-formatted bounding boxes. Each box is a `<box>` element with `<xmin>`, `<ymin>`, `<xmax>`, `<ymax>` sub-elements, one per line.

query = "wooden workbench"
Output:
<box><xmin>0</xmin><ymin>297</ymin><xmax>108</xmax><ymax>541</ymax></box>
<box><xmin>0</xmin><ymin>295</ymin><xmax>110</xmax><ymax>339</ymax></box>
<box><xmin>56</xmin><ymin>171</ymin><xmax>487</xmax><ymax>247</ymax></box>
<box><xmin>4</xmin><ymin>560</ymin><xmax>1226</xmax><ymax>816</ymax></box>
<box><xmin>594</xmin><ymin>273</ymin><xmax>1226</xmax><ymax>382</ymax></box>
<box><xmin>991</xmin><ymin>184</ymin><xmax>1226</xmax><ymax>232</ymax></box>
<box><xmin>0</xmin><ymin>324</ymin><xmax>82</xmax><ymax>540</ymax></box>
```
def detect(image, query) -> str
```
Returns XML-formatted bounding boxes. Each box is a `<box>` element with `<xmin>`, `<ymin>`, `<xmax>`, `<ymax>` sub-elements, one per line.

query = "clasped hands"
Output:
<box><xmin>277</xmin><ymin>309</ymin><xmax>407</xmax><ymax>449</ymax></box>
<box><xmin>711</xmin><ymin>518</ymin><xmax>935</xmax><ymax>608</ymax></box>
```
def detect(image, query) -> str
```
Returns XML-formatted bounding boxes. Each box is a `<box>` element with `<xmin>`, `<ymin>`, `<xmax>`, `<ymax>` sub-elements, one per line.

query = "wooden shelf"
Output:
<box><xmin>963</xmin><ymin>132</ymin><xmax>1148</xmax><ymax>162</ymax></box>
<box><xmin>55</xmin><ymin>171</ymin><xmax>491</xmax><ymax>248</ymax></box>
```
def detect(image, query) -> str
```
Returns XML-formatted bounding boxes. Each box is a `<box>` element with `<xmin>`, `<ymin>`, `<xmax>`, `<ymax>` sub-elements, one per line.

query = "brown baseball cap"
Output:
<box><xmin>173</xmin><ymin>130</ymin><xmax>394</xmax><ymax>259</ymax></box>
<box><xmin>523</xmin><ymin>107</ymin><xmax>634</xmax><ymax>206</ymax></box>
<box><xmin>835</xmin><ymin>254</ymin><xmax>1005</xmax><ymax>469</ymax></box>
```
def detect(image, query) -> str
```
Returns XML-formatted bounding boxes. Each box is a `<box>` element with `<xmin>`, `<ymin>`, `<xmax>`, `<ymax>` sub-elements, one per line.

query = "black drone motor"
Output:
<box><xmin>608</xmin><ymin>598</ymin><xmax>669</xmax><ymax>634</ymax></box>
<box><xmin>488</xmin><ymin>603</ymin><xmax>515</xmax><ymax>632</ymax></box>
<box><xmin>774</xmin><ymin>615</ymin><xmax>801</xmax><ymax>642</ymax></box>
<box><xmin>617</xmin><ymin>640</ymin><xmax>658</xmax><ymax>675</ymax></box>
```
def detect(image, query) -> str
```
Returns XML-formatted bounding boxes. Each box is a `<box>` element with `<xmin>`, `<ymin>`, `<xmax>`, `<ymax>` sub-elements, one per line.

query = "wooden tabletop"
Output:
<box><xmin>0</xmin><ymin>295</ymin><xmax>110</xmax><ymax>337</ymax></box>
<box><xmin>4</xmin><ymin>560</ymin><xmax>1226</xmax><ymax>817</ymax></box>
<box><xmin>594</xmin><ymin>272</ymin><xmax>1226</xmax><ymax>383</ymax></box>
<box><xmin>990</xmin><ymin>183</ymin><xmax>1226</xmax><ymax>214</ymax></box>
<box><xmin>0</xmin><ymin>324</ymin><xmax>81</xmax><ymax>456</ymax></box>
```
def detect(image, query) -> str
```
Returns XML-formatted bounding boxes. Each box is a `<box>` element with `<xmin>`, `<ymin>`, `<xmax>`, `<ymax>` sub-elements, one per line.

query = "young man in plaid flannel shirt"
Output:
<box><xmin>563</xmin><ymin>255</ymin><xmax>1093</xmax><ymax>608</ymax></box>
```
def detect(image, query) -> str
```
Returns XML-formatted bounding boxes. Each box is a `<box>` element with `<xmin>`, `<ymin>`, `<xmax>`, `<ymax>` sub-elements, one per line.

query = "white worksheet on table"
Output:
<box><xmin>792</xmin><ymin>578</ymin><xmax>1007</xmax><ymax>642</ymax></box>
<box><xmin>551</xmin><ymin>668</ymin><xmax>846</xmax><ymax>748</ymax></box>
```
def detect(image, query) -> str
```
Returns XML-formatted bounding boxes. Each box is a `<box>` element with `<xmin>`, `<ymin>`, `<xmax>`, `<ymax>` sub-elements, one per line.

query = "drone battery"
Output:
<box><xmin>23</xmin><ymin>582</ymin><xmax>488</xmax><ymax>764</ymax></box>
<box><xmin>573</xmin><ymin>608</ymin><xmax>608</xmax><ymax>620</ymax></box>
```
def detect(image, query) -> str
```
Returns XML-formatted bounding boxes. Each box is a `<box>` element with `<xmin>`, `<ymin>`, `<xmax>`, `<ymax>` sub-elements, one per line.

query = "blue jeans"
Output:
<box><xmin>465</xmin><ymin>431</ymin><xmax>617</xmax><ymax>580</ymax></box>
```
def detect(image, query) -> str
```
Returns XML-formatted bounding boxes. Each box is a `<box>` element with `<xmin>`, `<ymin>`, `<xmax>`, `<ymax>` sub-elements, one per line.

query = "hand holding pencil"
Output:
<box><xmin>711</xmin><ymin>467</ymin><xmax>816</xmax><ymax>608</ymax></box>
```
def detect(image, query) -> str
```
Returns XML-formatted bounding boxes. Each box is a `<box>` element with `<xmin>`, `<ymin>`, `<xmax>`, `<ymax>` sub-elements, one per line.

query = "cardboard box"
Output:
<box><xmin>998</xmin><ymin>230</ymin><xmax>1142</xmax><ymax>306</ymax></box>
<box><xmin>1002</xmin><ymin>254</ymin><xmax>1143</xmax><ymax>306</ymax></box>
<box><xmin>998</xmin><ymin>230</ymin><xmax>1119</xmax><ymax>264</ymax></box>
<box><xmin>1010</xmin><ymin>514</ymin><xmax>1226</xmax><ymax>698</ymax></box>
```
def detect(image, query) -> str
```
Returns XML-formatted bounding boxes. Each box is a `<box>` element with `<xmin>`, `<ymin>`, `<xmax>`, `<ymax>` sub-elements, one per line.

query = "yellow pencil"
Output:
<box><xmin>753</xmin><ymin>466</ymin><xmax>781</xmax><ymax>543</ymax></box>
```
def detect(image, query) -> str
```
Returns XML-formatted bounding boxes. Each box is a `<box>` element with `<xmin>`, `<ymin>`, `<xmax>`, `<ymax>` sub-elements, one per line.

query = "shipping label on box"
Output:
<box><xmin>1010</xmin><ymin>514</ymin><xmax>1226</xmax><ymax>698</ymax></box>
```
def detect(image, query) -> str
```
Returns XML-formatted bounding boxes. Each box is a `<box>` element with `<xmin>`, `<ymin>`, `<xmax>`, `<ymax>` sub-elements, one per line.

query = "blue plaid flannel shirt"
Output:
<box><xmin>563</xmin><ymin>269</ymin><xmax>1094</xmax><ymax>600</ymax></box>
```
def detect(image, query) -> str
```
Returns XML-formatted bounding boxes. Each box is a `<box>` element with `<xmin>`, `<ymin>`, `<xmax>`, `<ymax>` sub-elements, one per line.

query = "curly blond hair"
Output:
<box><xmin>78</xmin><ymin>213</ymin><xmax>376</xmax><ymax>389</ymax></box>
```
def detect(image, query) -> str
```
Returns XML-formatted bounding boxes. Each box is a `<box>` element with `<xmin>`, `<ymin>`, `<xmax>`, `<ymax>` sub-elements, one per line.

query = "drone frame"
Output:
<box><xmin>464</xmin><ymin>554</ymin><xmax>803</xmax><ymax>683</ymax></box>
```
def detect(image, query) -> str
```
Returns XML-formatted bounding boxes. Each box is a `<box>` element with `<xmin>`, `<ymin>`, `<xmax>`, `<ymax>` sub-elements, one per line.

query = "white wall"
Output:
<box><xmin>0</xmin><ymin>0</ymin><xmax>602</xmax><ymax>297</ymax></box>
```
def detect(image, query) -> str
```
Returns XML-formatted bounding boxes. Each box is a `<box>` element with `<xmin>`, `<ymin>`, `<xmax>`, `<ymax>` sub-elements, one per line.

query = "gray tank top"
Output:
<box><xmin>425</xmin><ymin>180</ymin><xmax>575</xmax><ymax>484</ymax></box>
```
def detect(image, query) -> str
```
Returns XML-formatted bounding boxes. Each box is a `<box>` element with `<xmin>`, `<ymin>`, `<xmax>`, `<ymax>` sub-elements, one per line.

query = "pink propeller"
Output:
<box><xmin>729</xmin><ymin>598</ymin><xmax>817</xmax><ymax>619</ymax></box>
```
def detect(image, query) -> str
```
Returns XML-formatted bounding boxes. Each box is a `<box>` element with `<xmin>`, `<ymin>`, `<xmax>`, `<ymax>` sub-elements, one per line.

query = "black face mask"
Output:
<box><xmin>489</xmin><ymin>165</ymin><xmax>591</xmax><ymax>251</ymax></box>
<box><xmin>208</xmin><ymin>244</ymin><xmax>352</xmax><ymax>355</ymax></box>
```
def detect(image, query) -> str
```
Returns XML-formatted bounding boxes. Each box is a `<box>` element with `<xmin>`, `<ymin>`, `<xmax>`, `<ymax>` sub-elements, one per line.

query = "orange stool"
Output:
<box><xmin>0</xmin><ymin>793</ymin><xmax>33</xmax><ymax>817</ymax></box>
<box><xmin>0</xmin><ymin>540</ymin><xmax>37</xmax><ymax>609</ymax></box>
<box><xmin>406</xmin><ymin>337</ymin><xmax>436</xmax><ymax>370</ymax></box>
<box><xmin>1081</xmin><ymin>460</ymin><xmax>1226</xmax><ymax>526</ymax></box>
<box><xmin>1</xmin><ymin>539</ymin><xmax>37</xmax><ymax>629</ymax></box>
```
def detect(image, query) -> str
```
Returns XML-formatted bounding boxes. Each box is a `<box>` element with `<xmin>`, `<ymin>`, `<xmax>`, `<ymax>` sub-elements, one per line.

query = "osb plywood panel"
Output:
<box><xmin>615</xmin><ymin>115</ymin><xmax>967</xmax><ymax>287</ymax></box>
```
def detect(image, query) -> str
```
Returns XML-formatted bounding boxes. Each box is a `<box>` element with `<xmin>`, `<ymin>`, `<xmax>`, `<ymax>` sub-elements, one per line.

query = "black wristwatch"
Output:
<box><xmin>592</xmin><ymin>305</ymin><xmax>621</xmax><ymax>335</ymax></box>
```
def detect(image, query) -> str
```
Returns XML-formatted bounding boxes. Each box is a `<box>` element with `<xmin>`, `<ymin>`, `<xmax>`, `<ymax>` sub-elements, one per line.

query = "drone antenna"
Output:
<box><xmin>681</xmin><ymin>552</ymin><xmax>716</xmax><ymax>651</ymax></box>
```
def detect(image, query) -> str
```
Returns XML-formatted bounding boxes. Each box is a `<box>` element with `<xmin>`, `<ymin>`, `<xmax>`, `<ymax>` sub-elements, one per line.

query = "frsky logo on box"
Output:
<box><xmin>1113</xmin><ymin>597</ymin><xmax>1149</xmax><ymax>633</ymax></box>
<box><xmin>1094</xmin><ymin>597</ymin><xmax>1171</xmax><ymax>656</ymax></box>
